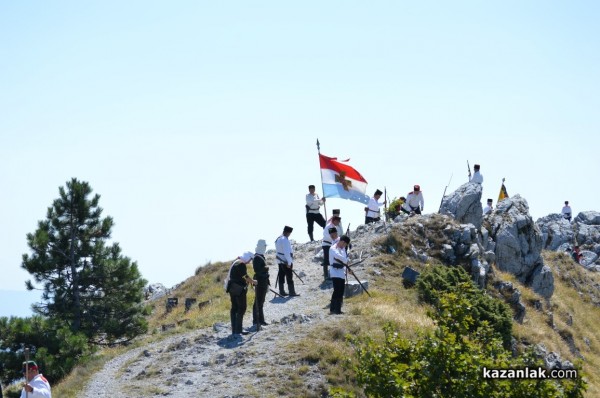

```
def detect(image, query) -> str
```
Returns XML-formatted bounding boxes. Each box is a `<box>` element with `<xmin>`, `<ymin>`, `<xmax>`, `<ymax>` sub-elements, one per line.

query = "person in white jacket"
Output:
<box><xmin>402</xmin><ymin>185</ymin><xmax>425</xmax><ymax>215</ymax></box>
<box><xmin>470</xmin><ymin>164</ymin><xmax>483</xmax><ymax>184</ymax></box>
<box><xmin>328</xmin><ymin>235</ymin><xmax>351</xmax><ymax>314</ymax></box>
<box><xmin>21</xmin><ymin>361</ymin><xmax>51</xmax><ymax>398</ymax></box>
<box><xmin>365</xmin><ymin>189</ymin><xmax>386</xmax><ymax>224</ymax></box>
<box><xmin>562</xmin><ymin>201</ymin><xmax>572</xmax><ymax>221</ymax></box>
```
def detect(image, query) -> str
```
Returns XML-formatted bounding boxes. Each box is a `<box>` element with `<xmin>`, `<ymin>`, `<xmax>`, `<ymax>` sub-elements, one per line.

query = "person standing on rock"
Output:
<box><xmin>275</xmin><ymin>226</ymin><xmax>299</xmax><ymax>297</ymax></box>
<box><xmin>402</xmin><ymin>185</ymin><xmax>424</xmax><ymax>215</ymax></box>
<box><xmin>306</xmin><ymin>185</ymin><xmax>326</xmax><ymax>242</ymax></box>
<box><xmin>365</xmin><ymin>189</ymin><xmax>386</xmax><ymax>224</ymax></box>
<box><xmin>470</xmin><ymin>164</ymin><xmax>483</xmax><ymax>184</ymax></box>
<box><xmin>227</xmin><ymin>252</ymin><xmax>256</xmax><ymax>336</ymax></box>
<box><xmin>322</xmin><ymin>220</ymin><xmax>341</xmax><ymax>281</ymax></box>
<box><xmin>562</xmin><ymin>201</ymin><xmax>572</xmax><ymax>221</ymax></box>
<box><xmin>252</xmin><ymin>239</ymin><xmax>270</xmax><ymax>328</ymax></box>
<box><xmin>329</xmin><ymin>235</ymin><xmax>351</xmax><ymax>314</ymax></box>
<box><xmin>483</xmin><ymin>198</ymin><xmax>494</xmax><ymax>215</ymax></box>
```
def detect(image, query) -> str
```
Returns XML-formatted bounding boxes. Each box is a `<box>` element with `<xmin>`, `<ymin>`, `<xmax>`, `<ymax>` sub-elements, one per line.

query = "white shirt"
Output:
<box><xmin>366</xmin><ymin>197</ymin><xmax>384</xmax><ymax>218</ymax></box>
<box><xmin>322</xmin><ymin>222</ymin><xmax>340</xmax><ymax>247</ymax></box>
<box><xmin>328</xmin><ymin>243</ymin><xmax>348</xmax><ymax>279</ymax></box>
<box><xmin>306</xmin><ymin>193</ymin><xmax>324</xmax><ymax>214</ymax></box>
<box><xmin>562</xmin><ymin>205</ymin><xmax>572</xmax><ymax>218</ymax></box>
<box><xmin>470</xmin><ymin>171</ymin><xmax>483</xmax><ymax>184</ymax></box>
<box><xmin>483</xmin><ymin>204</ymin><xmax>493</xmax><ymax>215</ymax></box>
<box><xmin>403</xmin><ymin>191</ymin><xmax>424</xmax><ymax>212</ymax></box>
<box><xmin>275</xmin><ymin>235</ymin><xmax>293</xmax><ymax>265</ymax></box>
<box><xmin>21</xmin><ymin>374</ymin><xmax>52</xmax><ymax>398</ymax></box>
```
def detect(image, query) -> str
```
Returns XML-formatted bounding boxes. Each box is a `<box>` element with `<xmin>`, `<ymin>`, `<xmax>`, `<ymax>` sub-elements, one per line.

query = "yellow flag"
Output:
<box><xmin>498</xmin><ymin>179</ymin><xmax>509</xmax><ymax>202</ymax></box>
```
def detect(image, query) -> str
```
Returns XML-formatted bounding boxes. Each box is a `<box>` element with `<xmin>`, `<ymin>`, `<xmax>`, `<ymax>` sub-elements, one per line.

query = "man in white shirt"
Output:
<box><xmin>21</xmin><ymin>361</ymin><xmax>51</xmax><ymax>398</ymax></box>
<box><xmin>402</xmin><ymin>185</ymin><xmax>425</xmax><ymax>215</ymax></box>
<box><xmin>470</xmin><ymin>164</ymin><xmax>483</xmax><ymax>184</ymax></box>
<box><xmin>483</xmin><ymin>198</ymin><xmax>493</xmax><ymax>215</ymax></box>
<box><xmin>322</xmin><ymin>218</ymin><xmax>341</xmax><ymax>281</ymax></box>
<box><xmin>275</xmin><ymin>226</ymin><xmax>299</xmax><ymax>297</ymax></box>
<box><xmin>306</xmin><ymin>185</ymin><xmax>326</xmax><ymax>242</ymax></box>
<box><xmin>365</xmin><ymin>189</ymin><xmax>386</xmax><ymax>224</ymax></box>
<box><xmin>562</xmin><ymin>201</ymin><xmax>572</xmax><ymax>221</ymax></box>
<box><xmin>328</xmin><ymin>235</ymin><xmax>350</xmax><ymax>314</ymax></box>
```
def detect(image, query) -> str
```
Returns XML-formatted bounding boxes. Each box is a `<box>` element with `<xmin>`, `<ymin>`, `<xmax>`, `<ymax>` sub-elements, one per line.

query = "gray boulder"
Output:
<box><xmin>488</xmin><ymin>195</ymin><xmax>554</xmax><ymax>298</ymax></box>
<box><xmin>574</xmin><ymin>211</ymin><xmax>600</xmax><ymax>225</ymax></box>
<box><xmin>535</xmin><ymin>214</ymin><xmax>574</xmax><ymax>250</ymax></box>
<box><xmin>440</xmin><ymin>182</ymin><xmax>483</xmax><ymax>229</ymax></box>
<box><xmin>575</xmin><ymin>224</ymin><xmax>600</xmax><ymax>246</ymax></box>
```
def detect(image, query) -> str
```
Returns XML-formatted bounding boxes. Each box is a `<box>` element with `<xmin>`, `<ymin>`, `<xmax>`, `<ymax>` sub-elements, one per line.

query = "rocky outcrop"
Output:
<box><xmin>536</xmin><ymin>214</ymin><xmax>574</xmax><ymax>251</ymax></box>
<box><xmin>439</xmin><ymin>182</ymin><xmax>483</xmax><ymax>229</ymax></box>
<box><xmin>486</xmin><ymin>195</ymin><xmax>554</xmax><ymax>298</ymax></box>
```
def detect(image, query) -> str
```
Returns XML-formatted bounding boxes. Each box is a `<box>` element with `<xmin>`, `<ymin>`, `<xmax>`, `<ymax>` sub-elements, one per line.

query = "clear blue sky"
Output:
<box><xmin>1</xmin><ymin>1</ymin><xmax>599</xmax><ymax>316</ymax></box>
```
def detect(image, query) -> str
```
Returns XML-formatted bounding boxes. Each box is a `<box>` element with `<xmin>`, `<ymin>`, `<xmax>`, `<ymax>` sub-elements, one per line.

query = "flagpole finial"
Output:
<box><xmin>316</xmin><ymin>139</ymin><xmax>320</xmax><ymax>152</ymax></box>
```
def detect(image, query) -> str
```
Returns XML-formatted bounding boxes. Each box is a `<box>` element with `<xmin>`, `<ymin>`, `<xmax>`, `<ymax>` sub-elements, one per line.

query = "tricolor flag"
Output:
<box><xmin>498</xmin><ymin>179</ymin><xmax>509</xmax><ymax>202</ymax></box>
<box><xmin>319</xmin><ymin>153</ymin><xmax>370</xmax><ymax>204</ymax></box>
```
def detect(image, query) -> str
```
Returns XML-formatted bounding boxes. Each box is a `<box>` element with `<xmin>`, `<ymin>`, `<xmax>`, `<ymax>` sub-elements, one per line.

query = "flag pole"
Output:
<box><xmin>316</xmin><ymin>138</ymin><xmax>328</xmax><ymax>220</ymax></box>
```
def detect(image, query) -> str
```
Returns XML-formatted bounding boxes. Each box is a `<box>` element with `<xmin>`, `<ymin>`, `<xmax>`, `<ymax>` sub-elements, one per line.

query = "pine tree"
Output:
<box><xmin>22</xmin><ymin>178</ymin><xmax>147</xmax><ymax>344</ymax></box>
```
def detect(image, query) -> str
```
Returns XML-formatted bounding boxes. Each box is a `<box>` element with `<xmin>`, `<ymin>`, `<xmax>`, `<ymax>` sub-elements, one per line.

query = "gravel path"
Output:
<box><xmin>82</xmin><ymin>226</ymin><xmax>382</xmax><ymax>398</ymax></box>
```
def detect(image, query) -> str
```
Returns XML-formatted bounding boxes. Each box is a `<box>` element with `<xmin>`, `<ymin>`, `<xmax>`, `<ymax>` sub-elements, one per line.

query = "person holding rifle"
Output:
<box><xmin>20</xmin><ymin>361</ymin><xmax>51</xmax><ymax>398</ymax></box>
<box><xmin>327</xmin><ymin>209</ymin><xmax>344</xmax><ymax>236</ymax></box>
<box><xmin>227</xmin><ymin>252</ymin><xmax>256</xmax><ymax>336</ymax></box>
<box><xmin>322</xmin><ymin>221</ymin><xmax>340</xmax><ymax>281</ymax></box>
<box><xmin>328</xmin><ymin>235</ymin><xmax>351</xmax><ymax>314</ymax></box>
<box><xmin>275</xmin><ymin>226</ymin><xmax>299</xmax><ymax>297</ymax></box>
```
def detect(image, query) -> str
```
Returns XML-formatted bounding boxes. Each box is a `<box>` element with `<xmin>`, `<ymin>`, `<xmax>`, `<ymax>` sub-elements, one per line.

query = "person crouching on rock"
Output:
<box><xmin>329</xmin><ymin>235</ymin><xmax>351</xmax><ymax>315</ymax></box>
<box><xmin>227</xmin><ymin>251</ymin><xmax>257</xmax><ymax>336</ymax></box>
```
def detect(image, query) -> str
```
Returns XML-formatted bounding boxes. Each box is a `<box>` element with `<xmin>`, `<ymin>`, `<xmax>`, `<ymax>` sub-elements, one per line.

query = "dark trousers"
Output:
<box><xmin>230</xmin><ymin>291</ymin><xmax>247</xmax><ymax>334</ymax></box>
<box><xmin>365</xmin><ymin>216</ymin><xmax>380</xmax><ymax>224</ymax></box>
<box><xmin>252</xmin><ymin>283</ymin><xmax>268</xmax><ymax>324</ymax></box>
<box><xmin>402</xmin><ymin>205</ymin><xmax>421</xmax><ymax>215</ymax></box>
<box><xmin>322</xmin><ymin>245</ymin><xmax>331</xmax><ymax>279</ymax></box>
<box><xmin>330</xmin><ymin>277</ymin><xmax>345</xmax><ymax>314</ymax></box>
<box><xmin>306</xmin><ymin>212</ymin><xmax>326</xmax><ymax>241</ymax></box>
<box><xmin>278</xmin><ymin>263</ymin><xmax>296</xmax><ymax>294</ymax></box>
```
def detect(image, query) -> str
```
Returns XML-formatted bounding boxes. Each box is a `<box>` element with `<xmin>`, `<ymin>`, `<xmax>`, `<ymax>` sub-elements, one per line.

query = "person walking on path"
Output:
<box><xmin>306</xmin><ymin>185</ymin><xmax>326</xmax><ymax>242</ymax></box>
<box><xmin>226</xmin><ymin>252</ymin><xmax>256</xmax><ymax>336</ymax></box>
<box><xmin>252</xmin><ymin>239</ymin><xmax>270</xmax><ymax>328</ymax></box>
<box><xmin>275</xmin><ymin>226</ymin><xmax>299</xmax><ymax>296</ymax></box>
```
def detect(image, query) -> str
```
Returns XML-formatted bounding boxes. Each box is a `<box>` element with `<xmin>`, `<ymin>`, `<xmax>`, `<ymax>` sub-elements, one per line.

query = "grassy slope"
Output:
<box><xmin>51</xmin><ymin>239</ymin><xmax>600</xmax><ymax>397</ymax></box>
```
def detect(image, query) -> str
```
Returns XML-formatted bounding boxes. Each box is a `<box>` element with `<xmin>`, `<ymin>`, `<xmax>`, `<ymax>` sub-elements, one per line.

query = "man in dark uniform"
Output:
<box><xmin>275</xmin><ymin>226</ymin><xmax>299</xmax><ymax>296</ymax></box>
<box><xmin>252</xmin><ymin>239</ymin><xmax>270</xmax><ymax>328</ymax></box>
<box><xmin>227</xmin><ymin>252</ymin><xmax>256</xmax><ymax>335</ymax></box>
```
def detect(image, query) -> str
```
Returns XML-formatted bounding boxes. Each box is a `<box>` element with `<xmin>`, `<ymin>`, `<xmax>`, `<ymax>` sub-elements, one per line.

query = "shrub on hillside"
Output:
<box><xmin>335</xmin><ymin>287</ymin><xmax>587</xmax><ymax>398</ymax></box>
<box><xmin>416</xmin><ymin>265</ymin><xmax>513</xmax><ymax>348</ymax></box>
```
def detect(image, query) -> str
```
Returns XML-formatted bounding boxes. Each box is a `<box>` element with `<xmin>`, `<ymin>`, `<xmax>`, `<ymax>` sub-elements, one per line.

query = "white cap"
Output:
<box><xmin>255</xmin><ymin>239</ymin><xmax>267</xmax><ymax>255</ymax></box>
<box><xmin>239</xmin><ymin>251</ymin><xmax>254</xmax><ymax>263</ymax></box>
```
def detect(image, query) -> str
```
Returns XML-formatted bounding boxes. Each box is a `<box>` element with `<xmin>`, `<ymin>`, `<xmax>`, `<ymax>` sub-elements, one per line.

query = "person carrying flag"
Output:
<box><xmin>306</xmin><ymin>185</ymin><xmax>326</xmax><ymax>242</ymax></box>
<box><xmin>365</xmin><ymin>189</ymin><xmax>386</xmax><ymax>224</ymax></box>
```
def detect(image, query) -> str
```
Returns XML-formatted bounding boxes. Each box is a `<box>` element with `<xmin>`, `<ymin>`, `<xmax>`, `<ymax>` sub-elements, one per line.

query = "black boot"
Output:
<box><xmin>288</xmin><ymin>281</ymin><xmax>300</xmax><ymax>297</ymax></box>
<box><xmin>278</xmin><ymin>278</ymin><xmax>288</xmax><ymax>296</ymax></box>
<box><xmin>329</xmin><ymin>298</ymin><xmax>336</xmax><ymax>314</ymax></box>
<box><xmin>322</xmin><ymin>265</ymin><xmax>330</xmax><ymax>281</ymax></box>
<box><xmin>231</xmin><ymin>311</ymin><xmax>238</xmax><ymax>335</ymax></box>
<box><xmin>336</xmin><ymin>297</ymin><xmax>345</xmax><ymax>315</ymax></box>
<box><xmin>235</xmin><ymin>313</ymin><xmax>249</xmax><ymax>335</ymax></box>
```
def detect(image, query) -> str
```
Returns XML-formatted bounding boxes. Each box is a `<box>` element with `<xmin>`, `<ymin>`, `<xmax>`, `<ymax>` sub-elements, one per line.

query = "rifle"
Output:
<box><xmin>291</xmin><ymin>267</ymin><xmax>305</xmax><ymax>284</ymax></box>
<box><xmin>467</xmin><ymin>160</ymin><xmax>471</xmax><ymax>180</ymax></box>
<box><xmin>25</xmin><ymin>347</ymin><xmax>30</xmax><ymax>398</ymax></box>
<box><xmin>384</xmin><ymin>186</ymin><xmax>388</xmax><ymax>222</ymax></box>
<box><xmin>345</xmin><ymin>223</ymin><xmax>352</xmax><ymax>251</ymax></box>
<box><xmin>344</xmin><ymin>263</ymin><xmax>371</xmax><ymax>297</ymax></box>
<box><xmin>438</xmin><ymin>173</ymin><xmax>453</xmax><ymax>213</ymax></box>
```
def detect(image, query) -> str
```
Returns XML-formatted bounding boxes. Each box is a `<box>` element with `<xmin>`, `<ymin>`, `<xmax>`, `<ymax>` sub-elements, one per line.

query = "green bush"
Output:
<box><xmin>343</xmin><ymin>287</ymin><xmax>587</xmax><ymax>398</ymax></box>
<box><xmin>416</xmin><ymin>265</ymin><xmax>513</xmax><ymax>348</ymax></box>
